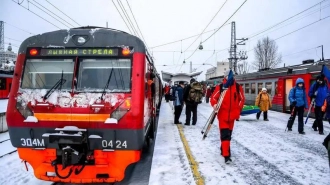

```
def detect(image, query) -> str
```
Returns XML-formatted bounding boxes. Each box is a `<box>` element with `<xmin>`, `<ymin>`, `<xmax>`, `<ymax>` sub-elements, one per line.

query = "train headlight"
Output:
<box><xmin>110</xmin><ymin>98</ymin><xmax>131</xmax><ymax>120</ymax></box>
<box><xmin>77</xmin><ymin>37</ymin><xmax>86</xmax><ymax>44</ymax></box>
<box><xmin>16</xmin><ymin>101</ymin><xmax>34</xmax><ymax>119</ymax></box>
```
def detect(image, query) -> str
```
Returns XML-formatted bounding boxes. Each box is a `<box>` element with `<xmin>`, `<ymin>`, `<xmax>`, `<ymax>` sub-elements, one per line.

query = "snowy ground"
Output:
<box><xmin>0</xmin><ymin>99</ymin><xmax>329</xmax><ymax>185</ymax></box>
<box><xmin>149</xmin><ymin>101</ymin><xmax>330</xmax><ymax>185</ymax></box>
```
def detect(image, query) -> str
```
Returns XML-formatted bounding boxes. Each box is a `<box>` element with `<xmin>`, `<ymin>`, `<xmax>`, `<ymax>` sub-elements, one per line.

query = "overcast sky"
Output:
<box><xmin>1</xmin><ymin>0</ymin><xmax>330</xmax><ymax>81</ymax></box>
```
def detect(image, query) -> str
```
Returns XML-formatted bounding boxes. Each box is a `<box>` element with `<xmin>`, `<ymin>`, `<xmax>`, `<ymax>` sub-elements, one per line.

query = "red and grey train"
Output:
<box><xmin>0</xmin><ymin>73</ymin><xmax>13</xmax><ymax>99</ymax></box>
<box><xmin>6</xmin><ymin>27</ymin><xmax>162</xmax><ymax>183</ymax></box>
<box><xmin>208</xmin><ymin>60</ymin><xmax>330</xmax><ymax>114</ymax></box>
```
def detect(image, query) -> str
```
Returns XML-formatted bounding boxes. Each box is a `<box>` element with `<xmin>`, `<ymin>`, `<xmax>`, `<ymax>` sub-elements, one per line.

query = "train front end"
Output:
<box><xmin>6</xmin><ymin>28</ymin><xmax>152</xmax><ymax>183</ymax></box>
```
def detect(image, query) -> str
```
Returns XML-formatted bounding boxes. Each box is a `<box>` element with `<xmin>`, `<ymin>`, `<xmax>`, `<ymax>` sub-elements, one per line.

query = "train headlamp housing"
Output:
<box><xmin>110</xmin><ymin>98</ymin><xmax>131</xmax><ymax>120</ymax></box>
<box><xmin>16</xmin><ymin>101</ymin><xmax>34</xmax><ymax>119</ymax></box>
<box><xmin>72</xmin><ymin>35</ymin><xmax>89</xmax><ymax>46</ymax></box>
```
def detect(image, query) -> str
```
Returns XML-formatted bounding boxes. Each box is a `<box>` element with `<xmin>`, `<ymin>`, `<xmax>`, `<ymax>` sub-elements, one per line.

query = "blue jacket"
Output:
<box><xmin>288</xmin><ymin>78</ymin><xmax>308</xmax><ymax>108</ymax></box>
<box><xmin>173</xmin><ymin>85</ymin><xmax>184</xmax><ymax>106</ymax></box>
<box><xmin>308</xmin><ymin>82</ymin><xmax>328</xmax><ymax>107</ymax></box>
<box><xmin>325</xmin><ymin>89</ymin><xmax>330</xmax><ymax>118</ymax></box>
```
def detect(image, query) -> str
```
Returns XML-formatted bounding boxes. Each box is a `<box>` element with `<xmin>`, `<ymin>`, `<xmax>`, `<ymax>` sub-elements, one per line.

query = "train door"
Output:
<box><xmin>285</xmin><ymin>79</ymin><xmax>292</xmax><ymax>112</ymax></box>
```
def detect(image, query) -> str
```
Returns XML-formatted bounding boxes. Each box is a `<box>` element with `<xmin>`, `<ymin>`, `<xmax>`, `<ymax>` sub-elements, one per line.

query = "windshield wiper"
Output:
<box><xmin>44</xmin><ymin>70</ymin><xmax>66</xmax><ymax>100</ymax></box>
<box><xmin>100</xmin><ymin>68</ymin><xmax>114</xmax><ymax>100</ymax></box>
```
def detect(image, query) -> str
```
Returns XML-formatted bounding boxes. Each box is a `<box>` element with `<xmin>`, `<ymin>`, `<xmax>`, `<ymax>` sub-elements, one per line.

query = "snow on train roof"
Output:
<box><xmin>18</xmin><ymin>27</ymin><xmax>146</xmax><ymax>54</ymax></box>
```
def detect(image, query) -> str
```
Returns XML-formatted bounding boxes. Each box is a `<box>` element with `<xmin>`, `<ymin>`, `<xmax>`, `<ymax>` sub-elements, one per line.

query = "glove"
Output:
<box><xmin>292</xmin><ymin>101</ymin><xmax>297</xmax><ymax>106</ymax></box>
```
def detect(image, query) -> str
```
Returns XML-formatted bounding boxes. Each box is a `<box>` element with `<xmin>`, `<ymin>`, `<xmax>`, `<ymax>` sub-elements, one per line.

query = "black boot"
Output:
<box><xmin>224</xmin><ymin>157</ymin><xmax>232</xmax><ymax>164</ymax></box>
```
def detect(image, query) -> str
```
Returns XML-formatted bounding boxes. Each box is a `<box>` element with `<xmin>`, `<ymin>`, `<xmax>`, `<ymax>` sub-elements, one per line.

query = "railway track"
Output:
<box><xmin>0</xmin><ymin>139</ymin><xmax>17</xmax><ymax>158</ymax></box>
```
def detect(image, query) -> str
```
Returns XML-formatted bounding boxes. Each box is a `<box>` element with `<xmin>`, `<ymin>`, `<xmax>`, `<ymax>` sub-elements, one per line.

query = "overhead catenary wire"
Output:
<box><xmin>282</xmin><ymin>46</ymin><xmax>320</xmax><ymax>58</ymax></box>
<box><xmin>31</xmin><ymin>0</ymin><xmax>76</xmax><ymax>28</ymax></box>
<box><xmin>246</xmin><ymin>15</ymin><xmax>330</xmax><ymax>53</ymax></box>
<box><xmin>117</xmin><ymin>0</ymin><xmax>140</xmax><ymax>36</ymax></box>
<box><xmin>183</xmin><ymin>0</ymin><xmax>228</xmax><ymax>53</ymax></box>
<box><xmin>11</xmin><ymin>0</ymin><xmax>61</xmax><ymax>29</ymax></box>
<box><xmin>28</xmin><ymin>0</ymin><xmax>71</xmax><ymax>28</ymax></box>
<box><xmin>184</xmin><ymin>0</ymin><xmax>248</xmax><ymax>61</ymax></box>
<box><xmin>3</xmin><ymin>22</ymin><xmax>35</xmax><ymax>35</ymax></box>
<box><xmin>247</xmin><ymin>0</ymin><xmax>329</xmax><ymax>39</ymax></box>
<box><xmin>111</xmin><ymin>0</ymin><xmax>133</xmax><ymax>34</ymax></box>
<box><xmin>125</xmin><ymin>0</ymin><xmax>151</xmax><ymax>53</ymax></box>
<box><xmin>4</xmin><ymin>37</ymin><xmax>23</xmax><ymax>43</ymax></box>
<box><xmin>45</xmin><ymin>0</ymin><xmax>81</xmax><ymax>27</ymax></box>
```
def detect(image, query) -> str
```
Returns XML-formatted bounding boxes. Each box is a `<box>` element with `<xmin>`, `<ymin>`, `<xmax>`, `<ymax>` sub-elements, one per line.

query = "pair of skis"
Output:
<box><xmin>305</xmin><ymin>91</ymin><xmax>318</xmax><ymax>125</ymax></box>
<box><xmin>201</xmin><ymin>89</ymin><xmax>227</xmax><ymax>140</ymax></box>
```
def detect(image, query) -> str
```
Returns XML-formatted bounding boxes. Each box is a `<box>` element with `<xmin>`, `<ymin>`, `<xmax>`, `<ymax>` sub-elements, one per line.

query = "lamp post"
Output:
<box><xmin>318</xmin><ymin>45</ymin><xmax>324</xmax><ymax>61</ymax></box>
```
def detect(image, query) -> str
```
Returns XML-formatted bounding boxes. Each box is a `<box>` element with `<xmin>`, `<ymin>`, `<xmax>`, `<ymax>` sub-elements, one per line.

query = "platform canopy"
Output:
<box><xmin>161</xmin><ymin>71</ymin><xmax>203</xmax><ymax>84</ymax></box>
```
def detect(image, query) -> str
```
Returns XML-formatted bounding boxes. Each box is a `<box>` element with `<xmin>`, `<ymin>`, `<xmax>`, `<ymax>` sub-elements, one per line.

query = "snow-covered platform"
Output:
<box><xmin>149</xmin><ymin>101</ymin><xmax>330</xmax><ymax>185</ymax></box>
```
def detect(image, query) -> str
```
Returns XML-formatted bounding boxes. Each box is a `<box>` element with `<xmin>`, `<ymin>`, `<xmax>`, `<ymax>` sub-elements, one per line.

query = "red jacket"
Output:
<box><xmin>164</xmin><ymin>86</ymin><xmax>170</xmax><ymax>94</ymax></box>
<box><xmin>210</xmin><ymin>79</ymin><xmax>245</xmax><ymax>121</ymax></box>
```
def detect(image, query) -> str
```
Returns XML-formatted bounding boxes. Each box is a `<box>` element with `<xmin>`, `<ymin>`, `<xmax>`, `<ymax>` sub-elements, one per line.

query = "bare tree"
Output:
<box><xmin>237</xmin><ymin>61</ymin><xmax>250</xmax><ymax>74</ymax></box>
<box><xmin>252</xmin><ymin>37</ymin><xmax>282</xmax><ymax>70</ymax></box>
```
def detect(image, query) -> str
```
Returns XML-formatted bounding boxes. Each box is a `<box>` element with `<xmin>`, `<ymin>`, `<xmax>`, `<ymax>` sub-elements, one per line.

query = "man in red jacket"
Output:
<box><xmin>210</xmin><ymin>69</ymin><xmax>245</xmax><ymax>164</ymax></box>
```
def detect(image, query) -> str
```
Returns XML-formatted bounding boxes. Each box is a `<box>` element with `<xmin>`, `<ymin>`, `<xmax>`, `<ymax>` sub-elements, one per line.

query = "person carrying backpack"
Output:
<box><xmin>173</xmin><ymin>81</ymin><xmax>185</xmax><ymax>124</ymax></box>
<box><xmin>308</xmin><ymin>75</ymin><xmax>327</xmax><ymax>135</ymax></box>
<box><xmin>210</xmin><ymin>70</ymin><xmax>245</xmax><ymax>164</ymax></box>
<box><xmin>287</xmin><ymin>78</ymin><xmax>308</xmax><ymax>134</ymax></box>
<box><xmin>255</xmin><ymin>87</ymin><xmax>272</xmax><ymax>121</ymax></box>
<box><xmin>183</xmin><ymin>78</ymin><xmax>203</xmax><ymax>126</ymax></box>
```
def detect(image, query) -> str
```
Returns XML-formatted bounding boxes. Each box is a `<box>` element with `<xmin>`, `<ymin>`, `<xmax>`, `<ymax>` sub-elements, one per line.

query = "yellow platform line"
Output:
<box><xmin>177</xmin><ymin>124</ymin><xmax>205</xmax><ymax>185</ymax></box>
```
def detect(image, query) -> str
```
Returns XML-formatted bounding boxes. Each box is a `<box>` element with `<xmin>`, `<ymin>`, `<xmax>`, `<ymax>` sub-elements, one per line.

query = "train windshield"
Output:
<box><xmin>21</xmin><ymin>59</ymin><xmax>74</xmax><ymax>89</ymax></box>
<box><xmin>77</xmin><ymin>59</ymin><xmax>131</xmax><ymax>92</ymax></box>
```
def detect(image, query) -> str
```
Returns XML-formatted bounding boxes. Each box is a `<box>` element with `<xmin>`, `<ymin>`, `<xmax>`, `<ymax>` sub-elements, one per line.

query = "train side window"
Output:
<box><xmin>0</xmin><ymin>78</ymin><xmax>6</xmax><ymax>90</ymax></box>
<box><xmin>244</xmin><ymin>83</ymin><xmax>249</xmax><ymax>94</ymax></box>
<box><xmin>275</xmin><ymin>82</ymin><xmax>278</xmax><ymax>95</ymax></box>
<box><xmin>266</xmin><ymin>82</ymin><xmax>272</xmax><ymax>94</ymax></box>
<box><xmin>258</xmin><ymin>83</ymin><xmax>263</xmax><ymax>93</ymax></box>
<box><xmin>251</xmin><ymin>83</ymin><xmax>256</xmax><ymax>94</ymax></box>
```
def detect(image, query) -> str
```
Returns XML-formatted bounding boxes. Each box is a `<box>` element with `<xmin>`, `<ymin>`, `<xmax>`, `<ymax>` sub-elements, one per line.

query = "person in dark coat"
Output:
<box><xmin>287</xmin><ymin>78</ymin><xmax>308</xmax><ymax>134</ymax></box>
<box><xmin>183</xmin><ymin>78</ymin><xmax>200</xmax><ymax>126</ymax></box>
<box><xmin>173</xmin><ymin>81</ymin><xmax>185</xmax><ymax>124</ymax></box>
<box><xmin>308</xmin><ymin>75</ymin><xmax>328</xmax><ymax>135</ymax></box>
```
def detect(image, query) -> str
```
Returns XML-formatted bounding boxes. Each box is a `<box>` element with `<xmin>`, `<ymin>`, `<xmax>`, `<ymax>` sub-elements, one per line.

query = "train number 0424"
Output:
<box><xmin>102</xmin><ymin>140</ymin><xmax>127</xmax><ymax>148</ymax></box>
<box><xmin>21</xmin><ymin>138</ymin><xmax>45</xmax><ymax>147</ymax></box>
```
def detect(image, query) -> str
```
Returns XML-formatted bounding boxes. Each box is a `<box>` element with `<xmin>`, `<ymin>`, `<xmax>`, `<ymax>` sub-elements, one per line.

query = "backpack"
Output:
<box><xmin>188</xmin><ymin>82</ymin><xmax>203</xmax><ymax>103</ymax></box>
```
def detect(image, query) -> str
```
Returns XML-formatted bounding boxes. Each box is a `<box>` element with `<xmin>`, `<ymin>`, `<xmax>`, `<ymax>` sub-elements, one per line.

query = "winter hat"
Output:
<box><xmin>190</xmin><ymin>78</ymin><xmax>196</xmax><ymax>83</ymax></box>
<box><xmin>317</xmin><ymin>74</ymin><xmax>325</xmax><ymax>81</ymax></box>
<box><xmin>262</xmin><ymin>87</ymin><xmax>267</xmax><ymax>91</ymax></box>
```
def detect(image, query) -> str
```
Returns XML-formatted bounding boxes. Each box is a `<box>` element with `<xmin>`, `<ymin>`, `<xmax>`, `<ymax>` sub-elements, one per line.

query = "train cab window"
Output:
<box><xmin>21</xmin><ymin>59</ymin><xmax>74</xmax><ymax>89</ymax></box>
<box><xmin>258</xmin><ymin>83</ymin><xmax>263</xmax><ymax>93</ymax></box>
<box><xmin>266</xmin><ymin>82</ymin><xmax>272</xmax><ymax>94</ymax></box>
<box><xmin>77</xmin><ymin>59</ymin><xmax>131</xmax><ymax>92</ymax></box>
<box><xmin>251</xmin><ymin>83</ymin><xmax>256</xmax><ymax>94</ymax></box>
<box><xmin>275</xmin><ymin>82</ymin><xmax>278</xmax><ymax>95</ymax></box>
<box><xmin>244</xmin><ymin>83</ymin><xmax>249</xmax><ymax>94</ymax></box>
<box><xmin>0</xmin><ymin>78</ymin><xmax>6</xmax><ymax>90</ymax></box>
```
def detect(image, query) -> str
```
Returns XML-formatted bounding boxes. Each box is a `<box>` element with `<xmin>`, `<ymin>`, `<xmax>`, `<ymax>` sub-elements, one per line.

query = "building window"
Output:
<box><xmin>258</xmin><ymin>83</ymin><xmax>263</xmax><ymax>93</ymax></box>
<box><xmin>251</xmin><ymin>83</ymin><xmax>256</xmax><ymax>94</ymax></box>
<box><xmin>245</xmin><ymin>83</ymin><xmax>249</xmax><ymax>94</ymax></box>
<box><xmin>266</xmin><ymin>82</ymin><xmax>272</xmax><ymax>94</ymax></box>
<box><xmin>224</xmin><ymin>68</ymin><xmax>226</xmax><ymax>71</ymax></box>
